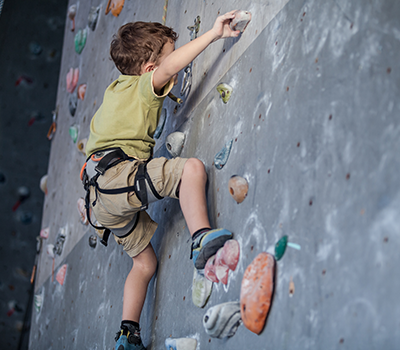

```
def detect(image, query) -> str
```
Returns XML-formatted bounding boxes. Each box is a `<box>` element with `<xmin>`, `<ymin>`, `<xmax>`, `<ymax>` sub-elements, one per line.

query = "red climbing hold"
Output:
<box><xmin>56</xmin><ymin>264</ymin><xmax>68</xmax><ymax>286</ymax></box>
<box><xmin>240</xmin><ymin>252</ymin><xmax>275</xmax><ymax>334</ymax></box>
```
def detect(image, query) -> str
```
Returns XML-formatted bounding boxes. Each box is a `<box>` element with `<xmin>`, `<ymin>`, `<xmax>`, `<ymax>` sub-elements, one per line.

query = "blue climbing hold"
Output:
<box><xmin>214</xmin><ymin>139</ymin><xmax>233</xmax><ymax>170</ymax></box>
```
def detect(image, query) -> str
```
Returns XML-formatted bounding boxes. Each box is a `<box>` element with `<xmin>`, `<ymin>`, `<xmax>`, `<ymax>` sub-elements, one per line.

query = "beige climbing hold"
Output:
<box><xmin>230</xmin><ymin>10</ymin><xmax>252</xmax><ymax>32</ymax></box>
<box><xmin>77</xmin><ymin>138</ymin><xmax>87</xmax><ymax>155</ymax></box>
<box><xmin>40</xmin><ymin>174</ymin><xmax>48</xmax><ymax>195</ymax></box>
<box><xmin>228</xmin><ymin>176</ymin><xmax>248</xmax><ymax>203</ymax></box>
<box><xmin>68</xmin><ymin>5</ymin><xmax>77</xmax><ymax>31</ymax></box>
<box><xmin>289</xmin><ymin>276</ymin><xmax>295</xmax><ymax>297</ymax></box>
<box><xmin>77</xmin><ymin>198</ymin><xmax>88</xmax><ymax>225</ymax></box>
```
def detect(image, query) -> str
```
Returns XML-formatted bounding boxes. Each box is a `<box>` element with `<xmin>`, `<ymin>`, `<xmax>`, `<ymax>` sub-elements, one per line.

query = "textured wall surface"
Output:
<box><xmin>29</xmin><ymin>0</ymin><xmax>400</xmax><ymax>349</ymax></box>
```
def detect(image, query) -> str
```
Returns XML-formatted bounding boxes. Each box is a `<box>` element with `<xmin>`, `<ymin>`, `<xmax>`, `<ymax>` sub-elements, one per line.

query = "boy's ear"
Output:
<box><xmin>142</xmin><ymin>62</ymin><xmax>156</xmax><ymax>73</ymax></box>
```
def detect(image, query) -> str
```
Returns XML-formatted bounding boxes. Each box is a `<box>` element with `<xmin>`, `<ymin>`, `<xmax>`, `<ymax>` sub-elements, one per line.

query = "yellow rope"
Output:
<box><xmin>162</xmin><ymin>0</ymin><xmax>169</xmax><ymax>25</ymax></box>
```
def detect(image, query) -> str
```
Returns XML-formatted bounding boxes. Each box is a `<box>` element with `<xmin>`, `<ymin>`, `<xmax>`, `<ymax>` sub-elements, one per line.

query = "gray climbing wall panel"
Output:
<box><xmin>30</xmin><ymin>0</ymin><xmax>400</xmax><ymax>349</ymax></box>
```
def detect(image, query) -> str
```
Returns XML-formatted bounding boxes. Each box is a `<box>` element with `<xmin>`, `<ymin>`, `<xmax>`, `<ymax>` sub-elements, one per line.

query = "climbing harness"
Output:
<box><xmin>180</xmin><ymin>16</ymin><xmax>201</xmax><ymax>100</ymax></box>
<box><xmin>80</xmin><ymin>148</ymin><xmax>163</xmax><ymax>246</ymax></box>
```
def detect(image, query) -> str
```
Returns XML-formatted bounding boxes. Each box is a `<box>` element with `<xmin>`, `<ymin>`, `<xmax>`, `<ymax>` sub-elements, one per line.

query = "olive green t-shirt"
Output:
<box><xmin>86</xmin><ymin>70</ymin><xmax>174</xmax><ymax>160</ymax></box>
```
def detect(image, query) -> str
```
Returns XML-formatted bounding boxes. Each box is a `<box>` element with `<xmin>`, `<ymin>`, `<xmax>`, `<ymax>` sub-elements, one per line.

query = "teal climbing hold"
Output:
<box><xmin>69</xmin><ymin>125</ymin><xmax>79</xmax><ymax>143</ymax></box>
<box><xmin>74</xmin><ymin>28</ymin><xmax>87</xmax><ymax>54</ymax></box>
<box><xmin>275</xmin><ymin>235</ymin><xmax>288</xmax><ymax>261</ymax></box>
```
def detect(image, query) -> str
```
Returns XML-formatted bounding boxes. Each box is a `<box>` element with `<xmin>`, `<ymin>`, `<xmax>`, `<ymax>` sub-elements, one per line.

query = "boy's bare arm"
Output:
<box><xmin>153</xmin><ymin>10</ymin><xmax>240</xmax><ymax>94</ymax></box>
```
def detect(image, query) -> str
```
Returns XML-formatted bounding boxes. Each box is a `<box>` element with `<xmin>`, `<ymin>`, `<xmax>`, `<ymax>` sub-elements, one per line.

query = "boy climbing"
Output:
<box><xmin>81</xmin><ymin>10</ymin><xmax>241</xmax><ymax>350</ymax></box>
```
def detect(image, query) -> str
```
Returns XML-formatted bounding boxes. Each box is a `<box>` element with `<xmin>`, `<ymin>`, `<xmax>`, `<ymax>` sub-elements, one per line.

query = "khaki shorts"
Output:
<box><xmin>89</xmin><ymin>157</ymin><xmax>187</xmax><ymax>257</ymax></box>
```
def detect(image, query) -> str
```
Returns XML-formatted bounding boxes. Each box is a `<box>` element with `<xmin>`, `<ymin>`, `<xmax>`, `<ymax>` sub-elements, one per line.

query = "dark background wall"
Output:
<box><xmin>0</xmin><ymin>0</ymin><xmax>67</xmax><ymax>348</ymax></box>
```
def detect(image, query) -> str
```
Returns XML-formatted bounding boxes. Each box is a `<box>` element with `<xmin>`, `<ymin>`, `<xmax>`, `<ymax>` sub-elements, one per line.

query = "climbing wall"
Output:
<box><xmin>30</xmin><ymin>0</ymin><xmax>400</xmax><ymax>349</ymax></box>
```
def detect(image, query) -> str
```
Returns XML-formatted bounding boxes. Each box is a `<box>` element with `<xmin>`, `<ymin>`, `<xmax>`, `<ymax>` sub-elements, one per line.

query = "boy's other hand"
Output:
<box><xmin>212</xmin><ymin>10</ymin><xmax>241</xmax><ymax>40</ymax></box>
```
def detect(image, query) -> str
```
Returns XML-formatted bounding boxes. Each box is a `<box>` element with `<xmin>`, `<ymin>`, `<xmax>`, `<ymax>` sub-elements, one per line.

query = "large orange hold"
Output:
<box><xmin>240</xmin><ymin>252</ymin><xmax>275</xmax><ymax>334</ymax></box>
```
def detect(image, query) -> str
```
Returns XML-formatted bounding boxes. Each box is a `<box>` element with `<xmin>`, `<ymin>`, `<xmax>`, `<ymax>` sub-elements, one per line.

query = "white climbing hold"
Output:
<box><xmin>166</xmin><ymin>132</ymin><xmax>185</xmax><ymax>157</ymax></box>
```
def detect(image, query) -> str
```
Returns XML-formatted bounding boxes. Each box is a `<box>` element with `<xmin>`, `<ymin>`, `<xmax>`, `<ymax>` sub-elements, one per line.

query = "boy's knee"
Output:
<box><xmin>184</xmin><ymin>158</ymin><xmax>206</xmax><ymax>178</ymax></box>
<box><xmin>133</xmin><ymin>254</ymin><xmax>157</xmax><ymax>279</ymax></box>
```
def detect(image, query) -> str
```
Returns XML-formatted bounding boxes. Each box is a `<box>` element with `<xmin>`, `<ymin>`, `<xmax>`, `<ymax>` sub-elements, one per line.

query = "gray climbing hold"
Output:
<box><xmin>154</xmin><ymin>108</ymin><xmax>167</xmax><ymax>139</ymax></box>
<box><xmin>166</xmin><ymin>132</ymin><xmax>185</xmax><ymax>157</ymax></box>
<box><xmin>88</xmin><ymin>6</ymin><xmax>100</xmax><ymax>31</ymax></box>
<box><xmin>214</xmin><ymin>139</ymin><xmax>233</xmax><ymax>170</ymax></box>
<box><xmin>165</xmin><ymin>337</ymin><xmax>197</xmax><ymax>350</ymax></box>
<box><xmin>203</xmin><ymin>301</ymin><xmax>242</xmax><ymax>338</ymax></box>
<box><xmin>216</xmin><ymin>83</ymin><xmax>233</xmax><ymax>104</ymax></box>
<box><xmin>89</xmin><ymin>235</ymin><xmax>97</xmax><ymax>248</ymax></box>
<box><xmin>230</xmin><ymin>10</ymin><xmax>252</xmax><ymax>32</ymax></box>
<box><xmin>69</xmin><ymin>93</ymin><xmax>78</xmax><ymax>116</ymax></box>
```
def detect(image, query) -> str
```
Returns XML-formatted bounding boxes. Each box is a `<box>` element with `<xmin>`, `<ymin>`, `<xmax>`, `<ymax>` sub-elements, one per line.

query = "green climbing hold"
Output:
<box><xmin>69</xmin><ymin>125</ymin><xmax>79</xmax><ymax>143</ymax></box>
<box><xmin>275</xmin><ymin>235</ymin><xmax>288</xmax><ymax>261</ymax></box>
<box><xmin>216</xmin><ymin>83</ymin><xmax>233</xmax><ymax>104</ymax></box>
<box><xmin>74</xmin><ymin>28</ymin><xmax>87</xmax><ymax>54</ymax></box>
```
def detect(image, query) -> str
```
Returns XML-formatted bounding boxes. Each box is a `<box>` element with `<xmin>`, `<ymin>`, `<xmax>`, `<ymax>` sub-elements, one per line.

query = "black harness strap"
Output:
<box><xmin>82</xmin><ymin>148</ymin><xmax>159</xmax><ymax>247</ymax></box>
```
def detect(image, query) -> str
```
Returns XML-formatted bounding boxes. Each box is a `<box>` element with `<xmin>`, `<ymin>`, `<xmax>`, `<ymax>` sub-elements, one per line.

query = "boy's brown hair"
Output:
<box><xmin>110</xmin><ymin>22</ymin><xmax>178</xmax><ymax>75</ymax></box>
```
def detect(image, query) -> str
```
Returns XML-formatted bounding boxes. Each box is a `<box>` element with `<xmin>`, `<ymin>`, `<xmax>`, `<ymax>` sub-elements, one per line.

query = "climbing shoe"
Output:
<box><xmin>115</xmin><ymin>321</ymin><xmax>146</xmax><ymax>350</ymax></box>
<box><xmin>191</xmin><ymin>228</ymin><xmax>233</xmax><ymax>270</ymax></box>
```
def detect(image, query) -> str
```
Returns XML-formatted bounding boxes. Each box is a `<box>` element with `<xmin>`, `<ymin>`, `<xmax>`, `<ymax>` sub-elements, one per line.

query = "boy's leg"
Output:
<box><xmin>115</xmin><ymin>243</ymin><xmax>157</xmax><ymax>350</ymax></box>
<box><xmin>123</xmin><ymin>243</ymin><xmax>157</xmax><ymax>321</ymax></box>
<box><xmin>178</xmin><ymin>158</ymin><xmax>211</xmax><ymax>235</ymax></box>
<box><xmin>178</xmin><ymin>159</ymin><xmax>233</xmax><ymax>269</ymax></box>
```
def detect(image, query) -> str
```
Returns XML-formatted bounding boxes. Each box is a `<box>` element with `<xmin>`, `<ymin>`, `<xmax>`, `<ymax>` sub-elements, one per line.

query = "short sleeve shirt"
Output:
<box><xmin>85</xmin><ymin>70</ymin><xmax>174</xmax><ymax>159</ymax></box>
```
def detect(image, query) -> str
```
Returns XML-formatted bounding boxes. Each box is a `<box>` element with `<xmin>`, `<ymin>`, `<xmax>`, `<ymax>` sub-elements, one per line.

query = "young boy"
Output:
<box><xmin>82</xmin><ymin>10</ymin><xmax>240</xmax><ymax>350</ymax></box>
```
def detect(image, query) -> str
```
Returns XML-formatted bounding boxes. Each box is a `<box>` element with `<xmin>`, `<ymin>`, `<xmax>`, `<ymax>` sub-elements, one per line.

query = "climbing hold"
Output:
<box><xmin>154</xmin><ymin>108</ymin><xmax>167</xmax><ymax>139</ymax></box>
<box><xmin>214</xmin><ymin>250</ymin><xmax>230</xmax><ymax>285</ymax></box>
<box><xmin>289</xmin><ymin>276</ymin><xmax>295</xmax><ymax>297</ymax></box>
<box><xmin>192</xmin><ymin>268</ymin><xmax>213</xmax><ymax>308</ymax></box>
<box><xmin>69</xmin><ymin>125</ymin><xmax>79</xmax><ymax>143</ymax></box>
<box><xmin>89</xmin><ymin>235</ymin><xmax>97</xmax><ymax>248</ymax></box>
<box><xmin>77</xmin><ymin>138</ymin><xmax>87</xmax><ymax>155</ymax></box>
<box><xmin>46</xmin><ymin>244</ymin><xmax>55</xmax><ymax>258</ymax></box>
<box><xmin>228</xmin><ymin>176</ymin><xmax>248</xmax><ymax>204</ymax></box>
<box><xmin>240</xmin><ymin>252</ymin><xmax>275</xmax><ymax>335</ymax></box>
<box><xmin>230</xmin><ymin>10</ymin><xmax>252</xmax><ymax>32</ymax></box>
<box><xmin>12</xmin><ymin>186</ymin><xmax>30</xmax><ymax>212</ymax></box>
<box><xmin>19</xmin><ymin>211</ymin><xmax>33</xmax><ymax>224</ymax></box>
<box><xmin>68</xmin><ymin>4</ymin><xmax>77</xmax><ymax>31</ymax></box>
<box><xmin>74</xmin><ymin>28</ymin><xmax>87</xmax><ymax>54</ymax></box>
<box><xmin>54</xmin><ymin>227</ymin><xmax>67</xmax><ymax>256</ymax></box>
<box><xmin>40</xmin><ymin>174</ymin><xmax>48</xmax><ymax>195</ymax></box>
<box><xmin>217</xmin><ymin>239</ymin><xmax>240</xmax><ymax>271</ymax></box>
<box><xmin>56</xmin><ymin>264</ymin><xmax>67</xmax><ymax>286</ymax></box>
<box><xmin>77</xmin><ymin>198</ymin><xmax>88</xmax><ymax>225</ymax></box>
<box><xmin>66</xmin><ymin>67</ymin><xmax>79</xmax><ymax>93</ymax></box>
<box><xmin>166</xmin><ymin>132</ymin><xmax>185</xmax><ymax>157</ymax></box>
<box><xmin>69</xmin><ymin>94</ymin><xmax>78</xmax><ymax>116</ymax></box>
<box><xmin>29</xmin><ymin>42</ymin><xmax>42</xmax><ymax>56</ymax></box>
<box><xmin>214</xmin><ymin>139</ymin><xmax>233</xmax><ymax>170</ymax></box>
<box><xmin>204</xmin><ymin>255</ymin><xmax>219</xmax><ymax>283</ymax></box>
<box><xmin>88</xmin><ymin>6</ymin><xmax>100</xmax><ymax>31</ymax></box>
<box><xmin>34</xmin><ymin>288</ymin><xmax>44</xmax><ymax>313</ymax></box>
<box><xmin>77</xmin><ymin>84</ymin><xmax>86</xmax><ymax>100</ymax></box>
<box><xmin>203</xmin><ymin>301</ymin><xmax>242</xmax><ymax>338</ymax></box>
<box><xmin>47</xmin><ymin>107</ymin><xmax>58</xmax><ymax>141</ymax></box>
<box><xmin>165</xmin><ymin>337</ymin><xmax>197</xmax><ymax>350</ymax></box>
<box><xmin>275</xmin><ymin>235</ymin><xmax>287</xmax><ymax>261</ymax></box>
<box><xmin>105</xmin><ymin>0</ymin><xmax>125</xmax><ymax>17</ymax></box>
<box><xmin>216</xmin><ymin>83</ymin><xmax>233</xmax><ymax>104</ymax></box>
<box><xmin>40</xmin><ymin>227</ymin><xmax>49</xmax><ymax>239</ymax></box>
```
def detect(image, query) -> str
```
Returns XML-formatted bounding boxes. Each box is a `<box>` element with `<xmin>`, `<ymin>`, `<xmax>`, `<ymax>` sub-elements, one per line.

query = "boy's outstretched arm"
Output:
<box><xmin>153</xmin><ymin>10</ymin><xmax>240</xmax><ymax>94</ymax></box>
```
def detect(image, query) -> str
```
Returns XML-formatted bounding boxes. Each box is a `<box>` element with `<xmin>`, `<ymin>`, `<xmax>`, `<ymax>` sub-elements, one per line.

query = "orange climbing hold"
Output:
<box><xmin>228</xmin><ymin>175</ymin><xmax>248</xmax><ymax>204</ymax></box>
<box><xmin>105</xmin><ymin>0</ymin><xmax>124</xmax><ymax>17</ymax></box>
<box><xmin>240</xmin><ymin>252</ymin><xmax>275</xmax><ymax>334</ymax></box>
<box><xmin>77</xmin><ymin>84</ymin><xmax>87</xmax><ymax>100</ymax></box>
